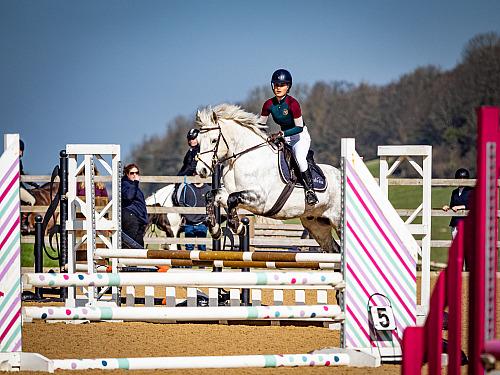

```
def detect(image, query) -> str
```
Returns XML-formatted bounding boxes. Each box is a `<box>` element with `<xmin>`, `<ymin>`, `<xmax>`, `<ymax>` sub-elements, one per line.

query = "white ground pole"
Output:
<box><xmin>65</xmin><ymin>144</ymin><xmax>121</xmax><ymax>307</ymax></box>
<box><xmin>378</xmin><ymin>145</ymin><xmax>432</xmax><ymax>318</ymax></box>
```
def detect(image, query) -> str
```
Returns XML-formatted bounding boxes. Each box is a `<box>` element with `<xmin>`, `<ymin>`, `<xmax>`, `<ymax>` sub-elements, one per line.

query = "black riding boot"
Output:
<box><xmin>301</xmin><ymin>168</ymin><xmax>318</xmax><ymax>205</ymax></box>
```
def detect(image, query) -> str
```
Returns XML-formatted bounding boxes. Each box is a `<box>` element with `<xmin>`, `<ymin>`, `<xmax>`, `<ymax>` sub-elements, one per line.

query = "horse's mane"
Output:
<box><xmin>196</xmin><ymin>103</ymin><xmax>267</xmax><ymax>137</ymax></box>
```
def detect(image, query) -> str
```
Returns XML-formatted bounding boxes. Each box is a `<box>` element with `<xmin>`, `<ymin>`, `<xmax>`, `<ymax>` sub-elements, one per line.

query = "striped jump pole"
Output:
<box><xmin>52</xmin><ymin>353</ymin><xmax>349</xmax><ymax>371</ymax></box>
<box><xmin>94</xmin><ymin>248</ymin><xmax>341</xmax><ymax>263</ymax></box>
<box><xmin>117</xmin><ymin>258</ymin><xmax>339</xmax><ymax>269</ymax></box>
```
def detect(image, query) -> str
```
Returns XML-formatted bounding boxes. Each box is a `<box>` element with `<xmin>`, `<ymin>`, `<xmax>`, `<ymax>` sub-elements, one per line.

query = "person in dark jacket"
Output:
<box><xmin>442</xmin><ymin>168</ymin><xmax>473</xmax><ymax>239</ymax></box>
<box><xmin>177</xmin><ymin>129</ymin><xmax>200</xmax><ymax>176</ymax></box>
<box><xmin>121</xmin><ymin>163</ymin><xmax>149</xmax><ymax>247</ymax></box>
<box><xmin>173</xmin><ymin>129</ymin><xmax>201</xmax><ymax>206</ymax></box>
<box><xmin>178</xmin><ymin>173</ymin><xmax>210</xmax><ymax>251</ymax></box>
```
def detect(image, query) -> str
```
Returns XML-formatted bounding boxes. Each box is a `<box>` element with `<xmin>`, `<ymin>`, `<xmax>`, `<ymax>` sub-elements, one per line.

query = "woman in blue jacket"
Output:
<box><xmin>122</xmin><ymin>164</ymin><xmax>149</xmax><ymax>247</ymax></box>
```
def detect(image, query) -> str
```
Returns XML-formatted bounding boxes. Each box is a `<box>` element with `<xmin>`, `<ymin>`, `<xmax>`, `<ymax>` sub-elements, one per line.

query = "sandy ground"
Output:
<box><xmin>3</xmin><ymin>275</ymin><xmax>498</xmax><ymax>375</ymax></box>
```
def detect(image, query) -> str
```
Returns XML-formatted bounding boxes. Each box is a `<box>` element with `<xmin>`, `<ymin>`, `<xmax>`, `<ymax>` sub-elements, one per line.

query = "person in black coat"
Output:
<box><xmin>177</xmin><ymin>129</ymin><xmax>200</xmax><ymax>177</ymax></box>
<box><xmin>121</xmin><ymin>163</ymin><xmax>149</xmax><ymax>247</ymax></box>
<box><xmin>442</xmin><ymin>168</ymin><xmax>473</xmax><ymax>239</ymax></box>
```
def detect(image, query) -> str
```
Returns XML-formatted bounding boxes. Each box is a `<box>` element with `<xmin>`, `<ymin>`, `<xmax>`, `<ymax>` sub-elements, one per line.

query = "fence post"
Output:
<box><xmin>33</xmin><ymin>215</ymin><xmax>43</xmax><ymax>299</ymax></box>
<box><xmin>240</xmin><ymin>216</ymin><xmax>250</xmax><ymax>305</ymax></box>
<box><xmin>59</xmin><ymin>150</ymin><xmax>68</xmax><ymax>299</ymax></box>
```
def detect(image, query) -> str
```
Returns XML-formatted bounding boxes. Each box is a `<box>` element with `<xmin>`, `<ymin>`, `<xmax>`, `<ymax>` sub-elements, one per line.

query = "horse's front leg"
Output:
<box><xmin>227</xmin><ymin>190</ymin><xmax>261</xmax><ymax>234</ymax></box>
<box><xmin>204</xmin><ymin>187</ymin><xmax>229</xmax><ymax>239</ymax></box>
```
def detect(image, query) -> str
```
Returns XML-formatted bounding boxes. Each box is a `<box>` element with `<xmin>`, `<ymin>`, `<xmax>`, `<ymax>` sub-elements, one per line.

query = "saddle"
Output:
<box><xmin>278</xmin><ymin>143</ymin><xmax>327</xmax><ymax>191</ymax></box>
<box><xmin>263</xmin><ymin>141</ymin><xmax>326</xmax><ymax>217</ymax></box>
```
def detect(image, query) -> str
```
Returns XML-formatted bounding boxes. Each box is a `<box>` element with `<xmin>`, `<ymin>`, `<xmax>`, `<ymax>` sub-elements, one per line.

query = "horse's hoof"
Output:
<box><xmin>235</xmin><ymin>223</ymin><xmax>244</xmax><ymax>235</ymax></box>
<box><xmin>228</xmin><ymin>215</ymin><xmax>239</xmax><ymax>232</ymax></box>
<box><xmin>210</xmin><ymin>225</ymin><xmax>222</xmax><ymax>240</ymax></box>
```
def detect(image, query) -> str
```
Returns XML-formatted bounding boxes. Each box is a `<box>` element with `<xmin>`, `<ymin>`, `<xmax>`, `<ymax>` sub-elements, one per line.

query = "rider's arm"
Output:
<box><xmin>282</xmin><ymin>116</ymin><xmax>304</xmax><ymax>136</ymax></box>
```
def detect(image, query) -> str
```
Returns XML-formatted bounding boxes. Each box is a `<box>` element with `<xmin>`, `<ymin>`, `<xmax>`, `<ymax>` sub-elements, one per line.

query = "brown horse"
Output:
<box><xmin>21</xmin><ymin>182</ymin><xmax>60</xmax><ymax>235</ymax></box>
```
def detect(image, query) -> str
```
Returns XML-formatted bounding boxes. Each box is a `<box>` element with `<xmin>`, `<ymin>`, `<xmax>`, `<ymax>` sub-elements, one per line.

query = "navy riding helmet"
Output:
<box><xmin>455</xmin><ymin>168</ymin><xmax>470</xmax><ymax>179</ymax></box>
<box><xmin>19</xmin><ymin>139</ymin><xmax>25</xmax><ymax>152</ymax></box>
<box><xmin>187</xmin><ymin>128</ymin><xmax>199</xmax><ymax>140</ymax></box>
<box><xmin>271</xmin><ymin>69</ymin><xmax>293</xmax><ymax>90</ymax></box>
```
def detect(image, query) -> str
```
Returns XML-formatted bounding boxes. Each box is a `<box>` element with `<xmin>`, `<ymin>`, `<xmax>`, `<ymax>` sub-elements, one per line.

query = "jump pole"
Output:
<box><xmin>51</xmin><ymin>353</ymin><xmax>349</xmax><ymax>371</ymax></box>
<box><xmin>22</xmin><ymin>270</ymin><xmax>343</xmax><ymax>287</ymax></box>
<box><xmin>23</xmin><ymin>304</ymin><xmax>342</xmax><ymax>322</ymax></box>
<box><xmin>95</xmin><ymin>248</ymin><xmax>342</xmax><ymax>262</ymax></box>
<box><xmin>117</xmin><ymin>258</ymin><xmax>339</xmax><ymax>269</ymax></box>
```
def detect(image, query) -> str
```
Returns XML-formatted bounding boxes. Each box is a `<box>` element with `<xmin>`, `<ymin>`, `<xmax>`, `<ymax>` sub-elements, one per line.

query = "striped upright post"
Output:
<box><xmin>341</xmin><ymin>138</ymin><xmax>419</xmax><ymax>358</ymax></box>
<box><xmin>0</xmin><ymin>134</ymin><xmax>22</xmax><ymax>354</ymax></box>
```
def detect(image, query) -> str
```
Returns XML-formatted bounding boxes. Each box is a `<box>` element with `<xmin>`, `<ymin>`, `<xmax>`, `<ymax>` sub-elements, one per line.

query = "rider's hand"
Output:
<box><xmin>268</xmin><ymin>131</ymin><xmax>284</xmax><ymax>143</ymax></box>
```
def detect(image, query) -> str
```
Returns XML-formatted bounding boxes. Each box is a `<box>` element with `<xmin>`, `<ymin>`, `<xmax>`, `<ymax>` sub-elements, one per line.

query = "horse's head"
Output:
<box><xmin>195</xmin><ymin>107</ymin><xmax>229</xmax><ymax>178</ymax></box>
<box><xmin>195</xmin><ymin>104</ymin><xmax>265</xmax><ymax>178</ymax></box>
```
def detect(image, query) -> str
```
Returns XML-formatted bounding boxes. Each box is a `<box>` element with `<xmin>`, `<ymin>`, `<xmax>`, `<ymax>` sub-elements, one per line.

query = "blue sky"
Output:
<box><xmin>1</xmin><ymin>0</ymin><xmax>499</xmax><ymax>174</ymax></box>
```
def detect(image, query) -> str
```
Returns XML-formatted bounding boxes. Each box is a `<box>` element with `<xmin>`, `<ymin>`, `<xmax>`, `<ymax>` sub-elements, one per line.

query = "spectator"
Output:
<box><xmin>76</xmin><ymin>165</ymin><xmax>108</xmax><ymax>198</ymax></box>
<box><xmin>121</xmin><ymin>164</ymin><xmax>148</xmax><ymax>247</ymax></box>
<box><xmin>442</xmin><ymin>168</ymin><xmax>473</xmax><ymax>239</ymax></box>
<box><xmin>177</xmin><ymin>173</ymin><xmax>210</xmax><ymax>251</ymax></box>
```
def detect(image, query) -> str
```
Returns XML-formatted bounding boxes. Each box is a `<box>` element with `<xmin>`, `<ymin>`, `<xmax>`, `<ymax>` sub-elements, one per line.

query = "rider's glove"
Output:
<box><xmin>267</xmin><ymin>131</ymin><xmax>284</xmax><ymax>143</ymax></box>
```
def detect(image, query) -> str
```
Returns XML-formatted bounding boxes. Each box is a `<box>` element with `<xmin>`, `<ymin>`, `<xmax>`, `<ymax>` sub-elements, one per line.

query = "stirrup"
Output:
<box><xmin>305</xmin><ymin>189</ymin><xmax>318</xmax><ymax>205</ymax></box>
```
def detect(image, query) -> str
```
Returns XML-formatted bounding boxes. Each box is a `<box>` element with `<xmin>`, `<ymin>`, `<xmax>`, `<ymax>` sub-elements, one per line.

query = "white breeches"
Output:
<box><xmin>284</xmin><ymin>126</ymin><xmax>311</xmax><ymax>172</ymax></box>
<box><xmin>20</xmin><ymin>186</ymin><xmax>36</xmax><ymax>205</ymax></box>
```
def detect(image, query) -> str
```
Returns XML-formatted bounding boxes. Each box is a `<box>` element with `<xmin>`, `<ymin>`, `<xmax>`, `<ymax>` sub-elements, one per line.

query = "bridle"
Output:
<box><xmin>195</xmin><ymin>123</ymin><xmax>274</xmax><ymax>174</ymax></box>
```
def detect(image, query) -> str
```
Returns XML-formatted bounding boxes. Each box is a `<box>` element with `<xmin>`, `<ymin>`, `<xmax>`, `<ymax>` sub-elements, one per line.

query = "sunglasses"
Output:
<box><xmin>129</xmin><ymin>171</ymin><xmax>139</xmax><ymax>175</ymax></box>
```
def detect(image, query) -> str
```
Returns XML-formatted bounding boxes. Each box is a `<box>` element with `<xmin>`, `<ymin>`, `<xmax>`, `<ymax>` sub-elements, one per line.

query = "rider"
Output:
<box><xmin>259</xmin><ymin>69</ymin><xmax>318</xmax><ymax>205</ymax></box>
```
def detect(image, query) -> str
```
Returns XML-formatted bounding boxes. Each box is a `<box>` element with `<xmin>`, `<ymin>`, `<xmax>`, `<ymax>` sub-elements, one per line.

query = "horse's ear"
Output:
<box><xmin>211</xmin><ymin>110</ymin><xmax>218</xmax><ymax>124</ymax></box>
<box><xmin>196</xmin><ymin>110</ymin><xmax>201</xmax><ymax>122</ymax></box>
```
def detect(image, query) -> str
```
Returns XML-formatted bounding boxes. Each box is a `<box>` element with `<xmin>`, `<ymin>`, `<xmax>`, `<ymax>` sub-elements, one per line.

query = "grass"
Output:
<box><xmin>21</xmin><ymin>239</ymin><xmax>60</xmax><ymax>268</ymax></box>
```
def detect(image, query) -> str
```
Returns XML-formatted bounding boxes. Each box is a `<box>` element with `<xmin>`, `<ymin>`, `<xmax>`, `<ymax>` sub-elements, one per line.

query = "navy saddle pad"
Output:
<box><xmin>278</xmin><ymin>149</ymin><xmax>327</xmax><ymax>191</ymax></box>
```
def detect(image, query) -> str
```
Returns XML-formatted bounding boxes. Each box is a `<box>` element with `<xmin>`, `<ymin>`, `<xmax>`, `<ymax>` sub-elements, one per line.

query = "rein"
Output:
<box><xmin>196</xmin><ymin>123</ymin><xmax>275</xmax><ymax>171</ymax></box>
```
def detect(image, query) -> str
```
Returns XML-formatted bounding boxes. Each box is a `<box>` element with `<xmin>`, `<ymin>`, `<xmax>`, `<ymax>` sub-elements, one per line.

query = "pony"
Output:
<box><xmin>145</xmin><ymin>184</ymin><xmax>183</xmax><ymax>250</ymax></box>
<box><xmin>21</xmin><ymin>182</ymin><xmax>60</xmax><ymax>235</ymax></box>
<box><xmin>195</xmin><ymin>103</ymin><xmax>342</xmax><ymax>253</ymax></box>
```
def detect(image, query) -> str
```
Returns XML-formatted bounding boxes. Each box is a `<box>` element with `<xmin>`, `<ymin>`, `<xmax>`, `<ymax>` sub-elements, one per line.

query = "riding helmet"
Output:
<box><xmin>187</xmin><ymin>128</ymin><xmax>199</xmax><ymax>140</ymax></box>
<box><xmin>19</xmin><ymin>139</ymin><xmax>24</xmax><ymax>152</ymax></box>
<box><xmin>455</xmin><ymin>168</ymin><xmax>470</xmax><ymax>179</ymax></box>
<box><xmin>271</xmin><ymin>69</ymin><xmax>293</xmax><ymax>89</ymax></box>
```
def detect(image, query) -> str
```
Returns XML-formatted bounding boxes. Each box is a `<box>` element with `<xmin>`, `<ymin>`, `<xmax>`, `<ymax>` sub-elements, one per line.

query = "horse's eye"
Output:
<box><xmin>211</xmin><ymin>138</ymin><xmax>217</xmax><ymax>144</ymax></box>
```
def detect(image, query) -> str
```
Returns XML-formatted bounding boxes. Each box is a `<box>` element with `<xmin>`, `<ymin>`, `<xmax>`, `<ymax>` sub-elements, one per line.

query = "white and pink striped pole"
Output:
<box><xmin>0</xmin><ymin>134</ymin><xmax>22</xmax><ymax>355</ymax></box>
